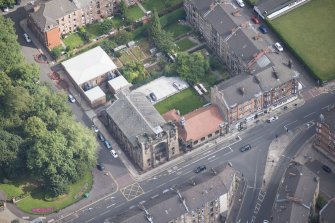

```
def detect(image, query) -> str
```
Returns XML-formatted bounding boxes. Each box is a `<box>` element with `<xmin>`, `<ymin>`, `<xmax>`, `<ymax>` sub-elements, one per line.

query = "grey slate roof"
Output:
<box><xmin>217</xmin><ymin>74</ymin><xmax>263</xmax><ymax>107</ymax></box>
<box><xmin>106</xmin><ymin>89</ymin><xmax>166</xmax><ymax>146</ymax></box>
<box><xmin>255</xmin><ymin>65</ymin><xmax>299</xmax><ymax>92</ymax></box>
<box><xmin>29</xmin><ymin>0</ymin><xmax>77</xmax><ymax>31</ymax></box>
<box><xmin>73</xmin><ymin>0</ymin><xmax>91</xmax><ymax>9</ymax></box>
<box><xmin>272</xmin><ymin>164</ymin><xmax>318</xmax><ymax>223</ymax></box>
<box><xmin>191</xmin><ymin>0</ymin><xmax>215</xmax><ymax>15</ymax></box>
<box><xmin>121</xmin><ymin>166</ymin><xmax>236</xmax><ymax>223</ymax></box>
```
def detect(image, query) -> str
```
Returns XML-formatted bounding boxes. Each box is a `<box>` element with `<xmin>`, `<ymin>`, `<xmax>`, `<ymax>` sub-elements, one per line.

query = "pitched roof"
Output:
<box><xmin>191</xmin><ymin>0</ymin><xmax>216</xmax><ymax>15</ymax></box>
<box><xmin>217</xmin><ymin>74</ymin><xmax>263</xmax><ymax>107</ymax></box>
<box><xmin>255</xmin><ymin>65</ymin><xmax>299</xmax><ymax>92</ymax></box>
<box><xmin>162</xmin><ymin>109</ymin><xmax>181</xmax><ymax>123</ymax></box>
<box><xmin>106</xmin><ymin>89</ymin><xmax>166</xmax><ymax>146</ymax></box>
<box><xmin>255</xmin><ymin>0</ymin><xmax>299</xmax><ymax>15</ymax></box>
<box><xmin>179</xmin><ymin>105</ymin><xmax>225</xmax><ymax>142</ymax></box>
<box><xmin>272</xmin><ymin>164</ymin><xmax>318</xmax><ymax>223</ymax></box>
<box><xmin>62</xmin><ymin>46</ymin><xmax>117</xmax><ymax>85</ymax></box>
<box><xmin>28</xmin><ymin>0</ymin><xmax>77</xmax><ymax>32</ymax></box>
<box><xmin>121</xmin><ymin>166</ymin><xmax>237</xmax><ymax>223</ymax></box>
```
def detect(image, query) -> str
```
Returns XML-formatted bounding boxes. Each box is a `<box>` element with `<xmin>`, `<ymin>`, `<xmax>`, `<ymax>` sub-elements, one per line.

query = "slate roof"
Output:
<box><xmin>121</xmin><ymin>166</ymin><xmax>236</xmax><ymax>223</ymax></box>
<box><xmin>106</xmin><ymin>89</ymin><xmax>166</xmax><ymax>146</ymax></box>
<box><xmin>255</xmin><ymin>65</ymin><xmax>299</xmax><ymax>92</ymax></box>
<box><xmin>191</xmin><ymin>0</ymin><xmax>215</xmax><ymax>15</ymax></box>
<box><xmin>272</xmin><ymin>164</ymin><xmax>318</xmax><ymax>223</ymax></box>
<box><xmin>29</xmin><ymin>0</ymin><xmax>77</xmax><ymax>31</ymax></box>
<box><xmin>217</xmin><ymin>74</ymin><xmax>263</xmax><ymax>107</ymax></box>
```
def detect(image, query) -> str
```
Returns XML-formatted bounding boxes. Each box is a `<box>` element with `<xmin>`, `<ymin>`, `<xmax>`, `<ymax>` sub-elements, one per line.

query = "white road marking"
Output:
<box><xmin>284</xmin><ymin>120</ymin><xmax>298</xmax><ymax>130</ymax></box>
<box><xmin>176</xmin><ymin>171</ymin><xmax>183</xmax><ymax>175</ymax></box>
<box><xmin>162</xmin><ymin>189</ymin><xmax>170</xmax><ymax>194</ymax></box>
<box><xmin>129</xmin><ymin>205</ymin><xmax>135</xmax><ymax>210</ymax></box>
<box><xmin>304</xmin><ymin>112</ymin><xmax>315</xmax><ymax>118</ymax></box>
<box><xmin>150</xmin><ymin>194</ymin><xmax>159</xmax><ymax>199</ymax></box>
<box><xmin>106</xmin><ymin>204</ymin><xmax>115</xmax><ymax>209</ymax></box>
<box><xmin>139</xmin><ymin>200</ymin><xmax>146</xmax><ymax>205</ymax></box>
<box><xmin>104</xmin><ymin>196</ymin><xmax>115</xmax><ymax>201</ymax></box>
<box><xmin>207</xmin><ymin>155</ymin><xmax>216</xmax><ymax>160</ymax></box>
<box><xmin>203</xmin><ymin>150</ymin><xmax>212</xmax><ymax>155</ymax></box>
<box><xmin>99</xmin><ymin>210</ymin><xmax>110</xmax><ymax>216</ymax></box>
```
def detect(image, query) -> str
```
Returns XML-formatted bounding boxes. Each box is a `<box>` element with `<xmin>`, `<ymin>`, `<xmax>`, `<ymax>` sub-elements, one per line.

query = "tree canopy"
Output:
<box><xmin>0</xmin><ymin>16</ymin><xmax>97</xmax><ymax>197</ymax></box>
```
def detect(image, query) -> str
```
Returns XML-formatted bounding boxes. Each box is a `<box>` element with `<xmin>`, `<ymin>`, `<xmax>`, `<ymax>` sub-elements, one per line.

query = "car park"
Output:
<box><xmin>275</xmin><ymin>42</ymin><xmax>284</xmax><ymax>52</ymax></box>
<box><xmin>97</xmin><ymin>163</ymin><xmax>105</xmax><ymax>171</ymax></box>
<box><xmin>251</xmin><ymin>16</ymin><xmax>260</xmax><ymax>24</ymax></box>
<box><xmin>110</xmin><ymin>149</ymin><xmax>118</xmax><ymax>158</ymax></box>
<box><xmin>322</xmin><ymin>165</ymin><xmax>331</xmax><ymax>173</ymax></box>
<box><xmin>194</xmin><ymin>165</ymin><xmax>206</xmax><ymax>173</ymax></box>
<box><xmin>68</xmin><ymin>94</ymin><xmax>76</xmax><ymax>103</ymax></box>
<box><xmin>240</xmin><ymin>144</ymin><xmax>251</xmax><ymax>152</ymax></box>
<box><xmin>267</xmin><ymin>116</ymin><xmax>279</xmax><ymax>123</ymax></box>
<box><xmin>104</xmin><ymin>140</ymin><xmax>112</xmax><ymax>149</ymax></box>
<box><xmin>259</xmin><ymin>25</ymin><xmax>268</xmax><ymax>34</ymax></box>
<box><xmin>97</xmin><ymin>132</ymin><xmax>105</xmax><ymax>141</ymax></box>
<box><xmin>235</xmin><ymin>0</ymin><xmax>245</xmax><ymax>7</ymax></box>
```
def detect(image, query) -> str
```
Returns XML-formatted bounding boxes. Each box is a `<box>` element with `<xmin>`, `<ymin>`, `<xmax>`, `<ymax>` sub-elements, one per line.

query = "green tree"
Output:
<box><xmin>0</xmin><ymin>16</ymin><xmax>24</xmax><ymax>73</ymax></box>
<box><xmin>98</xmin><ymin>19</ymin><xmax>114</xmax><ymax>35</ymax></box>
<box><xmin>114</xmin><ymin>30</ymin><xmax>133</xmax><ymax>45</ymax></box>
<box><xmin>122</xmin><ymin>61</ymin><xmax>145</xmax><ymax>83</ymax></box>
<box><xmin>0</xmin><ymin>72</ymin><xmax>12</xmax><ymax>97</ymax></box>
<box><xmin>149</xmin><ymin>9</ymin><xmax>162</xmax><ymax>39</ymax></box>
<box><xmin>3</xmin><ymin>86</ymin><xmax>32</xmax><ymax>116</ymax></box>
<box><xmin>8</xmin><ymin>64</ymin><xmax>39</xmax><ymax>91</ymax></box>
<box><xmin>51</xmin><ymin>46</ymin><xmax>63</xmax><ymax>60</ymax></box>
<box><xmin>119</xmin><ymin>0</ymin><xmax>128</xmax><ymax>17</ymax></box>
<box><xmin>100</xmin><ymin>39</ymin><xmax>116</xmax><ymax>56</ymax></box>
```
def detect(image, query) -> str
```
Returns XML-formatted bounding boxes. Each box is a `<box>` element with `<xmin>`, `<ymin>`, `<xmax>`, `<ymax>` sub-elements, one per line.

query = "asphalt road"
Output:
<box><xmin>58</xmin><ymin>92</ymin><xmax>335</xmax><ymax>223</ymax></box>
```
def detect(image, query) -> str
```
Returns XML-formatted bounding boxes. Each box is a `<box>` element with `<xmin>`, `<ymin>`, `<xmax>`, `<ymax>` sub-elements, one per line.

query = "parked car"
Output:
<box><xmin>96</xmin><ymin>163</ymin><xmax>105</xmax><ymax>171</ymax></box>
<box><xmin>104</xmin><ymin>140</ymin><xmax>112</xmax><ymax>149</ymax></box>
<box><xmin>194</xmin><ymin>165</ymin><xmax>207</xmax><ymax>173</ymax></box>
<box><xmin>259</xmin><ymin>25</ymin><xmax>268</xmax><ymax>34</ymax></box>
<box><xmin>173</xmin><ymin>82</ymin><xmax>183</xmax><ymax>90</ymax></box>
<box><xmin>240</xmin><ymin>144</ymin><xmax>251</xmax><ymax>152</ymax></box>
<box><xmin>23</xmin><ymin>33</ymin><xmax>31</xmax><ymax>43</ymax></box>
<box><xmin>2</xmin><ymin>6</ymin><xmax>9</xmax><ymax>12</ymax></box>
<box><xmin>263</xmin><ymin>221</ymin><xmax>269</xmax><ymax>223</ymax></box>
<box><xmin>274</xmin><ymin>42</ymin><xmax>284</xmax><ymax>52</ymax></box>
<box><xmin>110</xmin><ymin>149</ymin><xmax>118</xmax><ymax>158</ymax></box>
<box><xmin>235</xmin><ymin>0</ymin><xmax>245</xmax><ymax>7</ymax></box>
<box><xmin>322</xmin><ymin>165</ymin><xmax>331</xmax><ymax>173</ymax></box>
<box><xmin>251</xmin><ymin>16</ymin><xmax>260</xmax><ymax>24</ymax></box>
<box><xmin>68</xmin><ymin>94</ymin><xmax>76</xmax><ymax>103</ymax></box>
<box><xmin>97</xmin><ymin>132</ymin><xmax>105</xmax><ymax>141</ymax></box>
<box><xmin>283</xmin><ymin>106</ymin><xmax>288</xmax><ymax>110</ymax></box>
<box><xmin>267</xmin><ymin>116</ymin><xmax>279</xmax><ymax>123</ymax></box>
<box><xmin>91</xmin><ymin>124</ymin><xmax>99</xmax><ymax>133</ymax></box>
<box><xmin>149</xmin><ymin>92</ymin><xmax>157</xmax><ymax>102</ymax></box>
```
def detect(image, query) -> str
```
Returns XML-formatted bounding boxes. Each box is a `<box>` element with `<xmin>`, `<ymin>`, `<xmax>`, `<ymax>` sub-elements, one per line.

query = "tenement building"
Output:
<box><xmin>102</xmin><ymin>89</ymin><xmax>180</xmax><ymax>171</ymax></box>
<box><xmin>25</xmin><ymin>0</ymin><xmax>139</xmax><ymax>49</ymax></box>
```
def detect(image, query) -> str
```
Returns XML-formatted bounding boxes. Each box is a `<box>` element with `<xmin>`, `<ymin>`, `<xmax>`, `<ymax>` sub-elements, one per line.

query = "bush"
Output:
<box><xmin>51</xmin><ymin>46</ymin><xmax>63</xmax><ymax>60</ymax></box>
<box><xmin>160</xmin><ymin>8</ymin><xmax>186</xmax><ymax>28</ymax></box>
<box><xmin>98</xmin><ymin>19</ymin><xmax>114</xmax><ymax>35</ymax></box>
<box><xmin>316</xmin><ymin>196</ymin><xmax>327</xmax><ymax>210</ymax></box>
<box><xmin>114</xmin><ymin>30</ymin><xmax>134</xmax><ymax>45</ymax></box>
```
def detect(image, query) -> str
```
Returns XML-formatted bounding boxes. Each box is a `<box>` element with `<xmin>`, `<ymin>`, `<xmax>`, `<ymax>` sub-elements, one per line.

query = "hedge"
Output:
<box><xmin>160</xmin><ymin>8</ymin><xmax>186</xmax><ymax>28</ymax></box>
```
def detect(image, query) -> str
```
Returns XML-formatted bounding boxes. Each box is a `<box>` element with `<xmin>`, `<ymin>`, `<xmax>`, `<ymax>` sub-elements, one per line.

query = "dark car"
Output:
<box><xmin>97</xmin><ymin>132</ymin><xmax>105</xmax><ymax>141</ymax></box>
<box><xmin>194</xmin><ymin>165</ymin><xmax>207</xmax><ymax>173</ymax></box>
<box><xmin>259</xmin><ymin>25</ymin><xmax>268</xmax><ymax>34</ymax></box>
<box><xmin>322</xmin><ymin>165</ymin><xmax>331</xmax><ymax>173</ymax></box>
<box><xmin>251</xmin><ymin>16</ymin><xmax>260</xmax><ymax>24</ymax></box>
<box><xmin>240</xmin><ymin>144</ymin><xmax>251</xmax><ymax>152</ymax></box>
<box><xmin>104</xmin><ymin>140</ymin><xmax>112</xmax><ymax>150</ymax></box>
<box><xmin>97</xmin><ymin>163</ymin><xmax>105</xmax><ymax>171</ymax></box>
<box><xmin>149</xmin><ymin>92</ymin><xmax>157</xmax><ymax>102</ymax></box>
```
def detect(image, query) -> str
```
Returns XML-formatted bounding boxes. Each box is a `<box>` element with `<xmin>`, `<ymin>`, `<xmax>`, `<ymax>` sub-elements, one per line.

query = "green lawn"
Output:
<box><xmin>270</xmin><ymin>0</ymin><xmax>335</xmax><ymax>80</ymax></box>
<box><xmin>0</xmin><ymin>180</ymin><xmax>26</xmax><ymax>200</ymax></box>
<box><xmin>126</xmin><ymin>5</ymin><xmax>145</xmax><ymax>21</ymax></box>
<box><xmin>165</xmin><ymin>23</ymin><xmax>192</xmax><ymax>38</ymax></box>
<box><xmin>176</xmin><ymin>38</ymin><xmax>197</xmax><ymax>51</ymax></box>
<box><xmin>86</xmin><ymin>22</ymin><xmax>102</xmax><ymax>39</ymax></box>
<box><xmin>142</xmin><ymin>0</ymin><xmax>183</xmax><ymax>13</ymax></box>
<box><xmin>155</xmin><ymin>88</ymin><xmax>205</xmax><ymax>115</ymax></box>
<box><xmin>63</xmin><ymin>33</ymin><xmax>85</xmax><ymax>49</ymax></box>
<box><xmin>16</xmin><ymin>171</ymin><xmax>93</xmax><ymax>214</ymax></box>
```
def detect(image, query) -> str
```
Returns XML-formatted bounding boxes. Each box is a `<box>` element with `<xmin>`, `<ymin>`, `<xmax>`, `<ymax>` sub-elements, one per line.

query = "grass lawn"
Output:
<box><xmin>126</xmin><ymin>5</ymin><xmax>145</xmax><ymax>21</ymax></box>
<box><xmin>86</xmin><ymin>22</ymin><xmax>102</xmax><ymax>39</ymax></box>
<box><xmin>176</xmin><ymin>38</ymin><xmax>197</xmax><ymax>51</ymax></box>
<box><xmin>155</xmin><ymin>88</ymin><xmax>205</xmax><ymax>115</ymax></box>
<box><xmin>16</xmin><ymin>171</ymin><xmax>93</xmax><ymax>214</ymax></box>
<box><xmin>142</xmin><ymin>0</ymin><xmax>183</xmax><ymax>13</ymax></box>
<box><xmin>0</xmin><ymin>179</ymin><xmax>27</xmax><ymax>200</ymax></box>
<box><xmin>165</xmin><ymin>23</ymin><xmax>192</xmax><ymax>38</ymax></box>
<box><xmin>63</xmin><ymin>33</ymin><xmax>85</xmax><ymax>49</ymax></box>
<box><xmin>130</xmin><ymin>46</ymin><xmax>146</xmax><ymax>60</ymax></box>
<box><xmin>270</xmin><ymin>0</ymin><xmax>335</xmax><ymax>80</ymax></box>
<box><xmin>120</xmin><ymin>50</ymin><xmax>138</xmax><ymax>64</ymax></box>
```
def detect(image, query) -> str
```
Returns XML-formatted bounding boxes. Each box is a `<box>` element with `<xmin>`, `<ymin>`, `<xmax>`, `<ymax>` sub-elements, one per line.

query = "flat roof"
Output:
<box><xmin>62</xmin><ymin>46</ymin><xmax>117</xmax><ymax>85</ymax></box>
<box><xmin>84</xmin><ymin>86</ymin><xmax>106</xmax><ymax>102</ymax></box>
<box><xmin>108</xmin><ymin>75</ymin><xmax>130</xmax><ymax>92</ymax></box>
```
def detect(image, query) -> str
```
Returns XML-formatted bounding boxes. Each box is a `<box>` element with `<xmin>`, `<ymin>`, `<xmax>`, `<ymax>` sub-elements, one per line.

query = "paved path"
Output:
<box><xmin>136</xmin><ymin>2</ymin><xmax>147</xmax><ymax>13</ymax></box>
